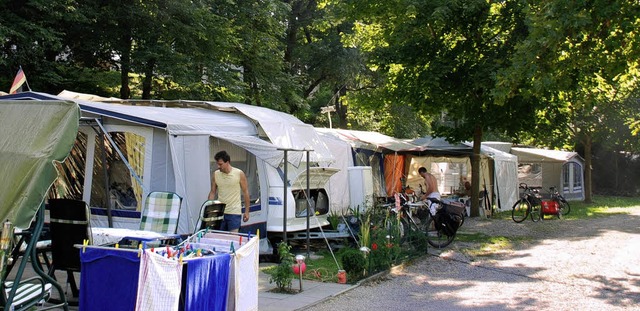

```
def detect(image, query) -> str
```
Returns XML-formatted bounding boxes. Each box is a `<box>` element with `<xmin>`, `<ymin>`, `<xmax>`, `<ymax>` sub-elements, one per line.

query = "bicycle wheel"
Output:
<box><xmin>511</xmin><ymin>199</ymin><xmax>530</xmax><ymax>223</ymax></box>
<box><xmin>424</xmin><ymin>216</ymin><xmax>455</xmax><ymax>248</ymax></box>
<box><xmin>558</xmin><ymin>198</ymin><xmax>570</xmax><ymax>216</ymax></box>
<box><xmin>530</xmin><ymin>203</ymin><xmax>541</xmax><ymax>222</ymax></box>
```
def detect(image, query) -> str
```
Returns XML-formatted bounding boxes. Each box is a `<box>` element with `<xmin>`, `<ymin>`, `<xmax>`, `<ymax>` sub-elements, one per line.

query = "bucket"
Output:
<box><xmin>337</xmin><ymin>270</ymin><xmax>347</xmax><ymax>284</ymax></box>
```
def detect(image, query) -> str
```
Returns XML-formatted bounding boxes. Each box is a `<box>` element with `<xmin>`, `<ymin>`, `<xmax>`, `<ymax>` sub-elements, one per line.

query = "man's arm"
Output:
<box><xmin>208</xmin><ymin>173</ymin><xmax>217</xmax><ymax>200</ymax></box>
<box><xmin>239</xmin><ymin>171</ymin><xmax>251</xmax><ymax>222</ymax></box>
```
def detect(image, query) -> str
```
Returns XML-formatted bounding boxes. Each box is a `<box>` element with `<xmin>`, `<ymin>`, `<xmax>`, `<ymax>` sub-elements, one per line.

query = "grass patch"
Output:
<box><xmin>560</xmin><ymin>195</ymin><xmax>638</xmax><ymax>219</ymax></box>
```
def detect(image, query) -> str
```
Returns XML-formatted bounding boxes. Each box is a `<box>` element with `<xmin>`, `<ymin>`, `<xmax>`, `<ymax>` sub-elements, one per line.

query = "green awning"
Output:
<box><xmin>0</xmin><ymin>100</ymin><xmax>79</xmax><ymax>228</ymax></box>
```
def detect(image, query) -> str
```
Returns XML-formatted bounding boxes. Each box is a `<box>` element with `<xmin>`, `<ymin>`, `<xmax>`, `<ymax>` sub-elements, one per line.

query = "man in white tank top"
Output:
<box><xmin>208</xmin><ymin>150</ymin><xmax>251</xmax><ymax>232</ymax></box>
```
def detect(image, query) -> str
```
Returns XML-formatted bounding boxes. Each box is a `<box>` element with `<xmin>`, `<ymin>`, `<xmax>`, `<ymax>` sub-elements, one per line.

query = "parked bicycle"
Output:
<box><xmin>511</xmin><ymin>183</ymin><xmax>542</xmax><ymax>223</ymax></box>
<box><xmin>551</xmin><ymin>186</ymin><xmax>570</xmax><ymax>215</ymax></box>
<box><xmin>384</xmin><ymin>194</ymin><xmax>464</xmax><ymax>249</ymax></box>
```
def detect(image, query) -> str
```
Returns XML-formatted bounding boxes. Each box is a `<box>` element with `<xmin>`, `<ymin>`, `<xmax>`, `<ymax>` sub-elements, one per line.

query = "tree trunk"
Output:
<box><xmin>142</xmin><ymin>59</ymin><xmax>156</xmax><ymax>100</ymax></box>
<box><xmin>119</xmin><ymin>34</ymin><xmax>132</xmax><ymax>99</ymax></box>
<box><xmin>470</xmin><ymin>125</ymin><xmax>482</xmax><ymax>217</ymax></box>
<box><xmin>584</xmin><ymin>134</ymin><xmax>593</xmax><ymax>203</ymax></box>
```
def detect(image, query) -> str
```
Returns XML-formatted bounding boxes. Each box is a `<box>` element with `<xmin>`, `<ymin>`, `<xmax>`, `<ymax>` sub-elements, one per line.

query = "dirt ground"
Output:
<box><xmin>307</xmin><ymin>206</ymin><xmax>640</xmax><ymax>310</ymax></box>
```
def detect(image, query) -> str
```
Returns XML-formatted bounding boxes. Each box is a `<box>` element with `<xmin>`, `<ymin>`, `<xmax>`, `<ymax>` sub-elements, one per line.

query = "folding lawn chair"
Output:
<box><xmin>139</xmin><ymin>191</ymin><xmax>183</xmax><ymax>235</ymax></box>
<box><xmin>47</xmin><ymin>198</ymin><xmax>91</xmax><ymax>304</ymax></box>
<box><xmin>196</xmin><ymin>200</ymin><xmax>226</xmax><ymax>232</ymax></box>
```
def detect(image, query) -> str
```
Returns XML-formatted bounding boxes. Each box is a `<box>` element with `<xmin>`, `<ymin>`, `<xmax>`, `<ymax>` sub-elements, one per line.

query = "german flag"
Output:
<box><xmin>9</xmin><ymin>68</ymin><xmax>26</xmax><ymax>94</ymax></box>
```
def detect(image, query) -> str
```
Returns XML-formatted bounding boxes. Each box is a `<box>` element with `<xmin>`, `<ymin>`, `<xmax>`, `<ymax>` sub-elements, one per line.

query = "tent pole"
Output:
<box><xmin>306</xmin><ymin>150</ymin><xmax>310</xmax><ymax>260</ymax></box>
<box><xmin>283</xmin><ymin>150</ymin><xmax>288</xmax><ymax>245</ymax></box>
<box><xmin>98</xmin><ymin>132</ymin><xmax>113</xmax><ymax>227</ymax></box>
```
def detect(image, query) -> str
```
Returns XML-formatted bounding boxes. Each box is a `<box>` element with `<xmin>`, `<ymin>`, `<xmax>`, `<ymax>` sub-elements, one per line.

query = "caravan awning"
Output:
<box><xmin>78</xmin><ymin>101</ymin><xmax>289</xmax><ymax>168</ymax></box>
<box><xmin>204</xmin><ymin>102</ymin><xmax>334</xmax><ymax>165</ymax></box>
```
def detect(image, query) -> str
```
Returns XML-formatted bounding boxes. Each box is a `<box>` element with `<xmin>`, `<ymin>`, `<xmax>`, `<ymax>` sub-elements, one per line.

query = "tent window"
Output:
<box><xmin>563</xmin><ymin>162</ymin><xmax>582</xmax><ymax>192</ymax></box>
<box><xmin>430</xmin><ymin>162</ymin><xmax>468</xmax><ymax>195</ymax></box>
<box><xmin>518</xmin><ymin>163</ymin><xmax>542</xmax><ymax>188</ymax></box>
<box><xmin>90</xmin><ymin>132</ymin><xmax>144</xmax><ymax>211</ymax></box>
<box><xmin>50</xmin><ymin>131</ymin><xmax>88</xmax><ymax>200</ymax></box>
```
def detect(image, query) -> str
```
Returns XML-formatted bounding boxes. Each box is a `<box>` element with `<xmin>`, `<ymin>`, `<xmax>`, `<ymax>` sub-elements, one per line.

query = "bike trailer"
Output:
<box><xmin>541</xmin><ymin>200</ymin><xmax>560</xmax><ymax>215</ymax></box>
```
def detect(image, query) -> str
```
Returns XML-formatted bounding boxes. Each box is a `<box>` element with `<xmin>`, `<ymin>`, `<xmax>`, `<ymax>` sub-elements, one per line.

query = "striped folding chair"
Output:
<box><xmin>139</xmin><ymin>192</ymin><xmax>183</xmax><ymax>234</ymax></box>
<box><xmin>196</xmin><ymin>200</ymin><xmax>226</xmax><ymax>232</ymax></box>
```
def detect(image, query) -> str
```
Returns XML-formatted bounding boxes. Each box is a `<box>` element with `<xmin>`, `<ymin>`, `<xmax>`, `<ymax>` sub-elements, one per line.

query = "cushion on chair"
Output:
<box><xmin>140</xmin><ymin>192</ymin><xmax>182</xmax><ymax>234</ymax></box>
<box><xmin>4</xmin><ymin>280</ymin><xmax>52</xmax><ymax>308</ymax></box>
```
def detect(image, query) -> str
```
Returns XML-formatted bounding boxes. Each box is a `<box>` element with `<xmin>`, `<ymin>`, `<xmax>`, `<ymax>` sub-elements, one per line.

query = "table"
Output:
<box><xmin>91</xmin><ymin>227</ymin><xmax>181</xmax><ymax>246</ymax></box>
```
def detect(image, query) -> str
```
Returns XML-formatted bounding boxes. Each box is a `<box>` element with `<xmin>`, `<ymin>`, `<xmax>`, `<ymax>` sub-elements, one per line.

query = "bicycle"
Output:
<box><xmin>550</xmin><ymin>186</ymin><xmax>570</xmax><ymax>216</ymax></box>
<box><xmin>511</xmin><ymin>183</ymin><xmax>542</xmax><ymax>223</ymax></box>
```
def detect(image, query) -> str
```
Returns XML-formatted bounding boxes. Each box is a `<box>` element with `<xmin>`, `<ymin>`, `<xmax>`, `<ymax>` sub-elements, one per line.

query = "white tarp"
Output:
<box><xmin>316</xmin><ymin>130</ymin><xmax>354</xmax><ymax>213</ymax></box>
<box><xmin>205</xmin><ymin>102</ymin><xmax>334</xmax><ymax>166</ymax></box>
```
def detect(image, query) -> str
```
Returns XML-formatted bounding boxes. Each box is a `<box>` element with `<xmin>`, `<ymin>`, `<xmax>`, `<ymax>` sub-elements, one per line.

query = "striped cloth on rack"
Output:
<box><xmin>135</xmin><ymin>250</ymin><xmax>183</xmax><ymax>311</ymax></box>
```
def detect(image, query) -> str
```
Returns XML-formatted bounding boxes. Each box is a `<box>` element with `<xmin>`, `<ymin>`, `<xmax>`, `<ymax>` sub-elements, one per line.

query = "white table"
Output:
<box><xmin>91</xmin><ymin>227</ymin><xmax>180</xmax><ymax>246</ymax></box>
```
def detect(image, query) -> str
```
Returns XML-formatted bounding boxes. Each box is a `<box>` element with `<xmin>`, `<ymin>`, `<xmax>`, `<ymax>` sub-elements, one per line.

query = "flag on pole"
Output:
<box><xmin>9</xmin><ymin>68</ymin><xmax>27</xmax><ymax>94</ymax></box>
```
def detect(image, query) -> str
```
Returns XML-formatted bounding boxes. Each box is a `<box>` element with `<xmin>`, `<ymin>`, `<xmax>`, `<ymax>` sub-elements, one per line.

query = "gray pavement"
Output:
<box><xmin>258</xmin><ymin>263</ymin><xmax>355</xmax><ymax>311</ymax></box>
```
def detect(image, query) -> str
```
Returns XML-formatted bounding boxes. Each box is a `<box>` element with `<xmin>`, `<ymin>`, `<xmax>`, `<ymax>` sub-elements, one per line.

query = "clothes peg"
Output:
<box><xmin>83</xmin><ymin>239</ymin><xmax>88</xmax><ymax>253</ymax></box>
<box><xmin>230</xmin><ymin>242</ymin><xmax>235</xmax><ymax>254</ymax></box>
<box><xmin>115</xmin><ymin>243</ymin><xmax>119</xmax><ymax>249</ymax></box>
<box><xmin>239</xmin><ymin>236</ymin><xmax>242</xmax><ymax>246</ymax></box>
<box><xmin>138</xmin><ymin>243</ymin><xmax>143</xmax><ymax>257</ymax></box>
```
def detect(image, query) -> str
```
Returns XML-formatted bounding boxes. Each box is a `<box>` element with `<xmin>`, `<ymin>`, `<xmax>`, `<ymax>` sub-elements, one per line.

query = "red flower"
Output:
<box><xmin>371</xmin><ymin>243</ymin><xmax>378</xmax><ymax>251</ymax></box>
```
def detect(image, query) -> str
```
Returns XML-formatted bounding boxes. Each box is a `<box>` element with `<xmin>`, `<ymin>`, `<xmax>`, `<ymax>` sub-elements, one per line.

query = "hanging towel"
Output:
<box><xmin>228</xmin><ymin>236</ymin><xmax>259</xmax><ymax>311</ymax></box>
<box><xmin>79</xmin><ymin>248</ymin><xmax>141</xmax><ymax>311</ymax></box>
<box><xmin>181</xmin><ymin>253</ymin><xmax>231</xmax><ymax>311</ymax></box>
<box><xmin>136</xmin><ymin>250</ymin><xmax>183</xmax><ymax>311</ymax></box>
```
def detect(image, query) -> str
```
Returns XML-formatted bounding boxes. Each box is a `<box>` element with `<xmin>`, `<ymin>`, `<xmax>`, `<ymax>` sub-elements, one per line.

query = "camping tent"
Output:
<box><xmin>407</xmin><ymin>137</ymin><xmax>519</xmax><ymax>213</ymax></box>
<box><xmin>509</xmin><ymin>147</ymin><xmax>584</xmax><ymax>201</ymax></box>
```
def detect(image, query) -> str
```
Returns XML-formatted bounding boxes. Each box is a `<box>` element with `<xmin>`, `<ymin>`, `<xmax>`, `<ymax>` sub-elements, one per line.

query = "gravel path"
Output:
<box><xmin>306</xmin><ymin>207</ymin><xmax>640</xmax><ymax>310</ymax></box>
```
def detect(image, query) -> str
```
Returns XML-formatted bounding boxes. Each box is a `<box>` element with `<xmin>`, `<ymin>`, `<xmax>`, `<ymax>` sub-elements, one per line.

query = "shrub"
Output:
<box><xmin>340</xmin><ymin>248</ymin><xmax>366</xmax><ymax>282</ymax></box>
<box><xmin>269</xmin><ymin>242</ymin><xmax>295</xmax><ymax>292</ymax></box>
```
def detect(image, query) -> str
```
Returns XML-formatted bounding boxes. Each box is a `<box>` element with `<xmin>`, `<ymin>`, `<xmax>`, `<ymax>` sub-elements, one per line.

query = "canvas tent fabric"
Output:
<box><xmin>0</xmin><ymin>100</ymin><xmax>79</xmax><ymax>228</ymax></box>
<box><xmin>384</xmin><ymin>154</ymin><xmax>405</xmax><ymax>195</ymax></box>
<box><xmin>316</xmin><ymin>131</ymin><xmax>354</xmax><ymax>213</ymax></box>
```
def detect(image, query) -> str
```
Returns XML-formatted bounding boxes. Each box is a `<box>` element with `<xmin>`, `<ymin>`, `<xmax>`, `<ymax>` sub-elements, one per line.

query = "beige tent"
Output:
<box><xmin>510</xmin><ymin>147</ymin><xmax>584</xmax><ymax>201</ymax></box>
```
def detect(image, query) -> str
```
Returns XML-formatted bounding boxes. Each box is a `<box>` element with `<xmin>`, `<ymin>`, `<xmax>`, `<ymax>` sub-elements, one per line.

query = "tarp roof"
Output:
<box><xmin>511</xmin><ymin>147</ymin><xmax>581</xmax><ymax>163</ymax></box>
<box><xmin>316</xmin><ymin>128</ymin><xmax>420</xmax><ymax>152</ymax></box>
<box><xmin>0</xmin><ymin>100</ymin><xmax>79</xmax><ymax>228</ymax></box>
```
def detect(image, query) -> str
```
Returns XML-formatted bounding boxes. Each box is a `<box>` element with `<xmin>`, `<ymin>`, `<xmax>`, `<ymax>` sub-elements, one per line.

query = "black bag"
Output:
<box><xmin>436</xmin><ymin>204</ymin><xmax>464</xmax><ymax>236</ymax></box>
